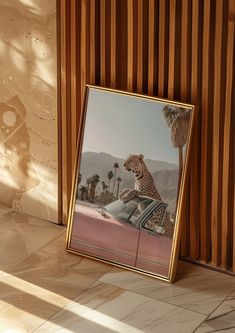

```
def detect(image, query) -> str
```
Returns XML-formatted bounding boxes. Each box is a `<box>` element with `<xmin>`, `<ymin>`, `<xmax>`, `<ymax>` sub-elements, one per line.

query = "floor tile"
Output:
<box><xmin>99</xmin><ymin>261</ymin><xmax>235</xmax><ymax>315</ymax></box>
<box><xmin>33</xmin><ymin>281</ymin><xmax>206</xmax><ymax>333</ymax></box>
<box><xmin>0</xmin><ymin>208</ymin><xmax>64</xmax><ymax>272</ymax></box>
<box><xmin>7</xmin><ymin>233</ymin><xmax>112</xmax><ymax>297</ymax></box>
<box><xmin>195</xmin><ymin>290</ymin><xmax>235</xmax><ymax>332</ymax></box>
<box><xmin>0</xmin><ymin>233</ymin><xmax>111</xmax><ymax>332</ymax></box>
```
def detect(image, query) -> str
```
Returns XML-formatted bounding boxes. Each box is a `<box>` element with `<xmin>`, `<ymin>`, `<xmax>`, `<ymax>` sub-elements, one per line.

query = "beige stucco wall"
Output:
<box><xmin>0</xmin><ymin>0</ymin><xmax>58</xmax><ymax>222</ymax></box>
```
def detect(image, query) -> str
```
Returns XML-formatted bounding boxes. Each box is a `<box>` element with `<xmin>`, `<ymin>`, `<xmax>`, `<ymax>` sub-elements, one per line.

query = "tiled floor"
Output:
<box><xmin>0</xmin><ymin>206</ymin><xmax>234</xmax><ymax>333</ymax></box>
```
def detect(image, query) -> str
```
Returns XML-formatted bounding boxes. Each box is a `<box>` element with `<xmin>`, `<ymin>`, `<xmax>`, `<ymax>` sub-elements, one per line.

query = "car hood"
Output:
<box><xmin>75</xmin><ymin>203</ymin><xmax>118</xmax><ymax>223</ymax></box>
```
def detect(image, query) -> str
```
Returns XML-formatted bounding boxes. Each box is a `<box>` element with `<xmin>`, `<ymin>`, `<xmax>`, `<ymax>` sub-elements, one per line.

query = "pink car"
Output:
<box><xmin>70</xmin><ymin>196</ymin><xmax>173</xmax><ymax>277</ymax></box>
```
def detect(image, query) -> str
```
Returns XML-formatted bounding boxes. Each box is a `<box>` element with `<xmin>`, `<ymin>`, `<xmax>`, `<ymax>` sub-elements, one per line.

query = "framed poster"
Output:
<box><xmin>66</xmin><ymin>85</ymin><xmax>194</xmax><ymax>283</ymax></box>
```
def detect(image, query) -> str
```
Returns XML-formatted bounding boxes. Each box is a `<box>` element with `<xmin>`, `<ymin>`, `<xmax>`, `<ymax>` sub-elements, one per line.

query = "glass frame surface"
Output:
<box><xmin>66</xmin><ymin>85</ymin><xmax>195</xmax><ymax>283</ymax></box>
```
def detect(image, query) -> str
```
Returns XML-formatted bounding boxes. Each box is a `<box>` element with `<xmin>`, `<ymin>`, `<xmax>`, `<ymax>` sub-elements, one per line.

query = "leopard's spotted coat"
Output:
<box><xmin>119</xmin><ymin>154</ymin><xmax>174</xmax><ymax>238</ymax></box>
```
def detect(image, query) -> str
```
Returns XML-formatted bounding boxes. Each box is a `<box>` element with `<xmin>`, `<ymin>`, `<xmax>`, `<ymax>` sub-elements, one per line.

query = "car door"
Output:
<box><xmin>71</xmin><ymin>204</ymin><xmax>140</xmax><ymax>267</ymax></box>
<box><xmin>135</xmin><ymin>203</ymin><xmax>173</xmax><ymax>276</ymax></box>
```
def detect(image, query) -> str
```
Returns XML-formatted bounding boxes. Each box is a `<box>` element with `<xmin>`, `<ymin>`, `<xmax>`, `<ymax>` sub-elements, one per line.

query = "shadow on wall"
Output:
<box><xmin>0</xmin><ymin>0</ymin><xmax>58</xmax><ymax>222</ymax></box>
<box><xmin>0</xmin><ymin>96</ymin><xmax>39</xmax><ymax>208</ymax></box>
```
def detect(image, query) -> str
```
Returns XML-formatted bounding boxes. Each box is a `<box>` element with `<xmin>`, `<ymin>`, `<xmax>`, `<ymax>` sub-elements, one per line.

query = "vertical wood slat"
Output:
<box><xmin>221</xmin><ymin>19</ymin><xmax>234</xmax><ymax>269</ymax></box>
<box><xmin>137</xmin><ymin>0</ymin><xmax>143</xmax><ymax>93</ymax></box>
<box><xmin>148</xmin><ymin>0</ymin><xmax>155</xmax><ymax>95</ymax></box>
<box><xmin>200</xmin><ymin>0</ymin><xmax>211</xmax><ymax>262</ymax></box>
<box><xmin>60</xmin><ymin>0</ymin><xmax>69</xmax><ymax>222</ymax></box>
<box><xmin>233</xmin><ymin>145</ymin><xmax>235</xmax><ymax>272</ymax></box>
<box><xmin>57</xmin><ymin>0</ymin><xmax>62</xmax><ymax>222</ymax></box>
<box><xmin>180</xmin><ymin>0</ymin><xmax>190</xmax><ymax>101</ymax></box>
<box><xmin>89</xmin><ymin>0</ymin><xmax>96</xmax><ymax>84</ymax></box>
<box><xmin>127</xmin><ymin>0</ymin><xmax>134</xmax><ymax>91</ymax></box>
<box><xmin>168</xmin><ymin>0</ymin><xmax>176</xmax><ymax>99</ymax></box>
<box><xmin>110</xmin><ymin>0</ymin><xmax>116</xmax><ymax>88</ymax></box>
<box><xmin>211</xmin><ymin>0</ymin><xmax>224</xmax><ymax>266</ymax></box>
<box><xmin>190</xmin><ymin>0</ymin><xmax>200</xmax><ymax>260</ymax></box>
<box><xmin>229</xmin><ymin>0</ymin><xmax>235</xmax><ymax>19</ymax></box>
<box><xmin>158</xmin><ymin>0</ymin><xmax>166</xmax><ymax>97</ymax></box>
<box><xmin>231</xmin><ymin>0</ymin><xmax>235</xmax><ymax>274</ymax></box>
<box><xmin>233</xmin><ymin>175</ymin><xmax>235</xmax><ymax>272</ymax></box>
<box><xmin>70</xmin><ymin>0</ymin><xmax>78</xmax><ymax>164</ymax></box>
<box><xmin>80</xmin><ymin>0</ymin><xmax>87</xmax><ymax>115</ymax></box>
<box><xmin>180</xmin><ymin>0</ymin><xmax>190</xmax><ymax>258</ymax></box>
<box><xmin>100</xmin><ymin>0</ymin><xmax>106</xmax><ymax>85</ymax></box>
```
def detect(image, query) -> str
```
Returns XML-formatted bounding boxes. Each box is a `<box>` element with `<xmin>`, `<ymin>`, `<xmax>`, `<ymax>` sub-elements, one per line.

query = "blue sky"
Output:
<box><xmin>82</xmin><ymin>88</ymin><xmax>179</xmax><ymax>165</ymax></box>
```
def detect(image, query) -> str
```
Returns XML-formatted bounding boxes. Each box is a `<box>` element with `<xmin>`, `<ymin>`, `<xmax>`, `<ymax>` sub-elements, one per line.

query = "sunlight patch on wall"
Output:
<box><xmin>0</xmin><ymin>0</ymin><xmax>58</xmax><ymax>223</ymax></box>
<box><xmin>9</xmin><ymin>47</ymin><xmax>26</xmax><ymax>73</ymax></box>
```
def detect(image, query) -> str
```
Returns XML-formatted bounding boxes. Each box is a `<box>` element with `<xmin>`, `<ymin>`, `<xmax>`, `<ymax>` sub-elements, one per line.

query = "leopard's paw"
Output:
<box><xmin>119</xmin><ymin>188</ymin><xmax>129</xmax><ymax>199</ymax></box>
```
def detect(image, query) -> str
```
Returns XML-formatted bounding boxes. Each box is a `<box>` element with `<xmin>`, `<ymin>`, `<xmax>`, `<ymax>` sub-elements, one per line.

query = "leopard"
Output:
<box><xmin>146</xmin><ymin>205</ymin><xmax>174</xmax><ymax>238</ymax></box>
<box><xmin>119</xmin><ymin>154</ymin><xmax>162</xmax><ymax>201</ymax></box>
<box><xmin>119</xmin><ymin>154</ymin><xmax>174</xmax><ymax>238</ymax></box>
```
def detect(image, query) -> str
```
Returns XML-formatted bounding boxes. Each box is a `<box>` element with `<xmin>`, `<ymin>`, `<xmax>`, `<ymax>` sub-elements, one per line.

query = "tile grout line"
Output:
<box><xmin>3</xmin><ymin>229</ymin><xmax>66</xmax><ymax>274</ymax></box>
<box><xmin>192</xmin><ymin>289</ymin><xmax>235</xmax><ymax>333</ymax></box>
<box><xmin>96</xmin><ymin>268</ymin><xmax>235</xmax><ymax>317</ymax></box>
<box><xmin>193</xmin><ymin>285</ymin><xmax>235</xmax><ymax>332</ymax></box>
<box><xmin>225</xmin><ymin>286</ymin><xmax>235</xmax><ymax>300</ymax></box>
<box><xmin>31</xmin><ymin>267</ymin><xmax>114</xmax><ymax>332</ymax></box>
<box><xmin>96</xmin><ymin>279</ymin><xmax>209</xmax><ymax>317</ymax></box>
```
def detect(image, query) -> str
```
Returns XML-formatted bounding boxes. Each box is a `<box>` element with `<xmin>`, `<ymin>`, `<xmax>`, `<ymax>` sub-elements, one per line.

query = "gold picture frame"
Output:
<box><xmin>66</xmin><ymin>85</ymin><xmax>195</xmax><ymax>283</ymax></box>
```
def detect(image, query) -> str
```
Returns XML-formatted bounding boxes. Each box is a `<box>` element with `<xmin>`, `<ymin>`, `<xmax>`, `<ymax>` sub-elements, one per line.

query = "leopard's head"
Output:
<box><xmin>124</xmin><ymin>154</ymin><xmax>145</xmax><ymax>179</ymax></box>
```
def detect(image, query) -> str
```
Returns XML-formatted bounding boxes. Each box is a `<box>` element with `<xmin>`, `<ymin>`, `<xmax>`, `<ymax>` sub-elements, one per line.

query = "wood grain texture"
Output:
<box><xmin>158</xmin><ymin>0</ymin><xmax>166</xmax><ymax>97</ymax></box>
<box><xmin>190</xmin><ymin>0</ymin><xmax>200</xmax><ymax>260</ymax></box>
<box><xmin>168</xmin><ymin>0</ymin><xmax>176</xmax><ymax>99</ymax></box>
<box><xmin>211</xmin><ymin>0</ymin><xmax>224</xmax><ymax>267</ymax></box>
<box><xmin>127</xmin><ymin>0</ymin><xmax>134</xmax><ymax>91</ymax></box>
<box><xmin>200</xmin><ymin>0</ymin><xmax>211</xmax><ymax>263</ymax></box>
<box><xmin>110</xmin><ymin>0</ymin><xmax>116</xmax><ymax>88</ymax></box>
<box><xmin>180</xmin><ymin>0</ymin><xmax>190</xmax><ymax>101</ymax></box>
<box><xmin>137</xmin><ymin>0</ymin><xmax>144</xmax><ymax>93</ymax></box>
<box><xmin>148</xmin><ymin>0</ymin><xmax>155</xmax><ymax>95</ymax></box>
<box><xmin>229</xmin><ymin>0</ymin><xmax>235</xmax><ymax>19</ymax></box>
<box><xmin>59</xmin><ymin>0</ymin><xmax>235</xmax><ymax>274</ymax></box>
<box><xmin>100</xmin><ymin>0</ymin><xmax>106</xmax><ymax>86</ymax></box>
<box><xmin>234</xmin><ymin>181</ymin><xmax>235</xmax><ymax>272</ymax></box>
<box><xmin>221</xmin><ymin>20</ymin><xmax>234</xmax><ymax>269</ymax></box>
<box><xmin>70</xmin><ymin>0</ymin><xmax>78</xmax><ymax>163</ymax></box>
<box><xmin>89</xmin><ymin>0</ymin><xmax>96</xmax><ymax>84</ymax></box>
<box><xmin>60</xmin><ymin>0</ymin><xmax>69</xmax><ymax>221</ymax></box>
<box><xmin>229</xmin><ymin>0</ymin><xmax>235</xmax><ymax>275</ymax></box>
<box><xmin>81</xmin><ymin>0</ymin><xmax>87</xmax><ymax>111</ymax></box>
<box><xmin>180</xmin><ymin>0</ymin><xmax>190</xmax><ymax>258</ymax></box>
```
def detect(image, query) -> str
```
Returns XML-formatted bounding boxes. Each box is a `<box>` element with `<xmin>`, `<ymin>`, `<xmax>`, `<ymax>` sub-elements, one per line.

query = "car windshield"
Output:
<box><xmin>104</xmin><ymin>197</ymin><xmax>154</xmax><ymax>225</ymax></box>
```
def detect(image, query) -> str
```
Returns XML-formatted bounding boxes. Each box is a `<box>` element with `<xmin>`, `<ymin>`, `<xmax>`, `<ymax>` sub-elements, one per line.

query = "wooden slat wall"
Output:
<box><xmin>59</xmin><ymin>0</ymin><xmax>235</xmax><ymax>274</ymax></box>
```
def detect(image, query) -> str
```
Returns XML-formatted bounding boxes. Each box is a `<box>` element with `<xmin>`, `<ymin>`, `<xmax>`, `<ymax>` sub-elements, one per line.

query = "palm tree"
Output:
<box><xmin>78</xmin><ymin>173</ymin><xmax>82</xmax><ymax>185</ymax></box>
<box><xmin>112</xmin><ymin>162</ymin><xmax>119</xmax><ymax>193</ymax></box>
<box><xmin>162</xmin><ymin>105</ymin><xmax>191</xmax><ymax>191</ymax></box>
<box><xmin>86</xmin><ymin>178</ymin><xmax>92</xmax><ymax>201</ymax></box>
<box><xmin>90</xmin><ymin>174</ymin><xmax>100</xmax><ymax>202</ymax></box>
<box><xmin>76</xmin><ymin>173</ymin><xmax>82</xmax><ymax>198</ymax></box>
<box><xmin>101</xmin><ymin>181</ymin><xmax>106</xmax><ymax>193</ymax></box>
<box><xmin>107</xmin><ymin>171</ymin><xmax>113</xmax><ymax>191</ymax></box>
<box><xmin>93</xmin><ymin>174</ymin><xmax>100</xmax><ymax>186</ymax></box>
<box><xmin>79</xmin><ymin>186</ymin><xmax>87</xmax><ymax>201</ymax></box>
<box><xmin>116</xmin><ymin>177</ymin><xmax>122</xmax><ymax>198</ymax></box>
<box><xmin>86</xmin><ymin>178</ymin><xmax>91</xmax><ymax>189</ymax></box>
